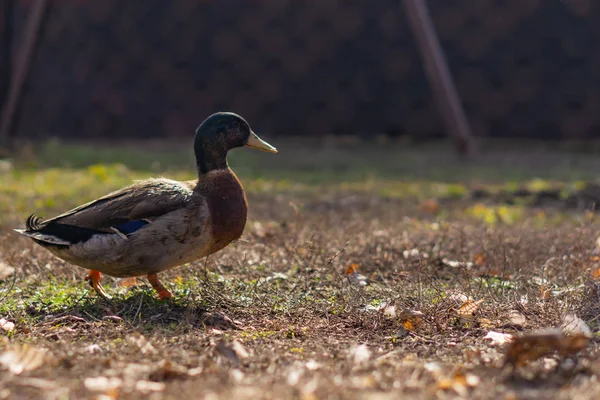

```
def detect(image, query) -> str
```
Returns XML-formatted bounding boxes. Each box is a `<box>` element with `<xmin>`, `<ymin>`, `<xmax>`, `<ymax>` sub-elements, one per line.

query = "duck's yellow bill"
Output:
<box><xmin>246</xmin><ymin>131</ymin><xmax>278</xmax><ymax>154</ymax></box>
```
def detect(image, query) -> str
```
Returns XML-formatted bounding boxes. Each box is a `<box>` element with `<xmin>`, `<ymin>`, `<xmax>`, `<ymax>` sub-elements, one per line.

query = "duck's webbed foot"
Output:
<box><xmin>85</xmin><ymin>270</ymin><xmax>112</xmax><ymax>299</ymax></box>
<box><xmin>147</xmin><ymin>273</ymin><xmax>173</xmax><ymax>300</ymax></box>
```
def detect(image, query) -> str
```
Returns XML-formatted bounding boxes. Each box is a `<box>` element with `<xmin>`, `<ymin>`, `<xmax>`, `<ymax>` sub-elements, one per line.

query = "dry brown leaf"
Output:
<box><xmin>435</xmin><ymin>369</ymin><xmax>480</xmax><ymax>396</ymax></box>
<box><xmin>346</xmin><ymin>263</ymin><xmax>360</xmax><ymax>274</ymax></box>
<box><xmin>477</xmin><ymin>318</ymin><xmax>496</xmax><ymax>329</ymax></box>
<box><xmin>0</xmin><ymin>318</ymin><xmax>15</xmax><ymax>333</ymax></box>
<box><xmin>446</xmin><ymin>290</ymin><xmax>472</xmax><ymax>304</ymax></box>
<box><xmin>398</xmin><ymin>309</ymin><xmax>424</xmax><ymax>331</ymax></box>
<box><xmin>0</xmin><ymin>345</ymin><xmax>50</xmax><ymax>375</ymax></box>
<box><xmin>419</xmin><ymin>199</ymin><xmax>441</xmax><ymax>215</ymax></box>
<box><xmin>346</xmin><ymin>264</ymin><xmax>368</xmax><ymax>287</ymax></box>
<box><xmin>172</xmin><ymin>276</ymin><xmax>184</xmax><ymax>285</ymax></box>
<box><xmin>149</xmin><ymin>360</ymin><xmax>189</xmax><ymax>381</ymax></box>
<box><xmin>473</xmin><ymin>253</ymin><xmax>486</xmax><ymax>266</ymax></box>
<box><xmin>539</xmin><ymin>286</ymin><xmax>553</xmax><ymax>300</ymax></box>
<box><xmin>504</xmin><ymin>329</ymin><xmax>590</xmax><ymax>368</ymax></box>
<box><xmin>484</xmin><ymin>331</ymin><xmax>514</xmax><ymax>346</ymax></box>
<box><xmin>201</xmin><ymin>312</ymin><xmax>239</xmax><ymax>331</ymax></box>
<box><xmin>116</xmin><ymin>277</ymin><xmax>138</xmax><ymax>287</ymax></box>
<box><xmin>456</xmin><ymin>299</ymin><xmax>485</xmax><ymax>321</ymax></box>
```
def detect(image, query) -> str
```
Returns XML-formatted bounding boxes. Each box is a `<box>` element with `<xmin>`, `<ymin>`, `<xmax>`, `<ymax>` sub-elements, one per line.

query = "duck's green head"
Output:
<box><xmin>194</xmin><ymin>112</ymin><xmax>277</xmax><ymax>173</ymax></box>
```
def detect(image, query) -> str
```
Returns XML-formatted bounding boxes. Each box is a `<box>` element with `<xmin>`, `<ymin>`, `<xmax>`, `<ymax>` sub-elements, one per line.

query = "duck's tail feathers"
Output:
<box><xmin>15</xmin><ymin>213</ymin><xmax>97</xmax><ymax>246</ymax></box>
<box><xmin>25</xmin><ymin>214</ymin><xmax>45</xmax><ymax>231</ymax></box>
<box><xmin>14</xmin><ymin>229</ymin><xmax>73</xmax><ymax>246</ymax></box>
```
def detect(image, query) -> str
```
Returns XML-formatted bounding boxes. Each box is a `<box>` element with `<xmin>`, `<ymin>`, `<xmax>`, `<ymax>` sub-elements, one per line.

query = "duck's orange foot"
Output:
<box><xmin>147</xmin><ymin>273</ymin><xmax>173</xmax><ymax>300</ymax></box>
<box><xmin>85</xmin><ymin>270</ymin><xmax>112</xmax><ymax>299</ymax></box>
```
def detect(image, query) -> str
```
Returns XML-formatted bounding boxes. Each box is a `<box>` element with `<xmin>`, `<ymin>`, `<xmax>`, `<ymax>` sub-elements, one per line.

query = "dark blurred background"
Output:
<box><xmin>4</xmin><ymin>0</ymin><xmax>600</xmax><ymax>141</ymax></box>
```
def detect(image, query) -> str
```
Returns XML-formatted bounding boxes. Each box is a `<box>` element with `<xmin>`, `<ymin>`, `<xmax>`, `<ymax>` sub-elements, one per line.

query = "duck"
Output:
<box><xmin>15</xmin><ymin>112</ymin><xmax>277</xmax><ymax>300</ymax></box>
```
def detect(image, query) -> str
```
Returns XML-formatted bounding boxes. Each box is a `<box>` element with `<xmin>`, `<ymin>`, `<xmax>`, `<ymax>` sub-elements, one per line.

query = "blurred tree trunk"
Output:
<box><xmin>0</xmin><ymin>0</ymin><xmax>47</xmax><ymax>152</ymax></box>
<box><xmin>0</xmin><ymin>0</ymin><xmax>13</xmax><ymax>150</ymax></box>
<box><xmin>403</xmin><ymin>0</ymin><xmax>477</xmax><ymax>158</ymax></box>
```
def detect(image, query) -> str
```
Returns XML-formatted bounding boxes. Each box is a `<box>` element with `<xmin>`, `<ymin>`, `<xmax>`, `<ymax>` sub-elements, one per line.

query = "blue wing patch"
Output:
<box><xmin>113</xmin><ymin>220</ymin><xmax>150</xmax><ymax>235</ymax></box>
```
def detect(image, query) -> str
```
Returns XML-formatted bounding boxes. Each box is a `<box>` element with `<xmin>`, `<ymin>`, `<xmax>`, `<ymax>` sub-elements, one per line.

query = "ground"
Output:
<box><xmin>1</xmin><ymin>138</ymin><xmax>600</xmax><ymax>399</ymax></box>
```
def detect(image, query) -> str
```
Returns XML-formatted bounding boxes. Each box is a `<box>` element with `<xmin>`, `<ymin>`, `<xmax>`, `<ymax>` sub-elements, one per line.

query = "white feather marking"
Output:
<box><xmin>110</xmin><ymin>227</ymin><xmax>129</xmax><ymax>240</ymax></box>
<box><xmin>14</xmin><ymin>229</ymin><xmax>72</xmax><ymax>246</ymax></box>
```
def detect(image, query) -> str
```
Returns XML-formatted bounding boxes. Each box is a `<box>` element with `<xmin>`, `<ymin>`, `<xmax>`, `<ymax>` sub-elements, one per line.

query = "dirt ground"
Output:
<box><xmin>1</xmin><ymin>141</ymin><xmax>600</xmax><ymax>399</ymax></box>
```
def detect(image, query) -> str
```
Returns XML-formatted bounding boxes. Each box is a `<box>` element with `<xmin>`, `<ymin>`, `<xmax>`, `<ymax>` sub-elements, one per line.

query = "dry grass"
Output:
<box><xmin>1</xmin><ymin>139</ymin><xmax>600</xmax><ymax>399</ymax></box>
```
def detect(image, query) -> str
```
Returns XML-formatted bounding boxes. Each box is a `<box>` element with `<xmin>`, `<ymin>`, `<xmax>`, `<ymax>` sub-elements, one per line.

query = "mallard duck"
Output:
<box><xmin>15</xmin><ymin>112</ymin><xmax>277</xmax><ymax>300</ymax></box>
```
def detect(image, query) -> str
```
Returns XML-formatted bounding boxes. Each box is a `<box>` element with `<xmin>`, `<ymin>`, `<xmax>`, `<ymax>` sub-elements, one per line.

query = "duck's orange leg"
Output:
<box><xmin>85</xmin><ymin>270</ymin><xmax>111</xmax><ymax>299</ymax></box>
<box><xmin>147</xmin><ymin>273</ymin><xmax>172</xmax><ymax>300</ymax></box>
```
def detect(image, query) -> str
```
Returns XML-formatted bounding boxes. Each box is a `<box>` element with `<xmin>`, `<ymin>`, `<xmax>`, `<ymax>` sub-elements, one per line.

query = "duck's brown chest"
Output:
<box><xmin>199</xmin><ymin>169</ymin><xmax>248</xmax><ymax>253</ymax></box>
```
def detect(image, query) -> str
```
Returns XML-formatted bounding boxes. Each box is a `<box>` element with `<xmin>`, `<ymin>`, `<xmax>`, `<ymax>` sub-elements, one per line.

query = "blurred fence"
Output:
<box><xmin>6</xmin><ymin>0</ymin><xmax>600</xmax><ymax>140</ymax></box>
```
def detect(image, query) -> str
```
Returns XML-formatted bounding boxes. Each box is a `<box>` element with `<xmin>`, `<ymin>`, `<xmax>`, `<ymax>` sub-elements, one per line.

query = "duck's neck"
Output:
<box><xmin>194</xmin><ymin>141</ymin><xmax>228</xmax><ymax>175</ymax></box>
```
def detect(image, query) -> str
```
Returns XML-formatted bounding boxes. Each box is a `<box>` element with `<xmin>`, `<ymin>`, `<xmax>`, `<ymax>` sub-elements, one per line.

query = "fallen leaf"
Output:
<box><xmin>424</xmin><ymin>361</ymin><xmax>443</xmax><ymax>375</ymax></box>
<box><xmin>0</xmin><ymin>345</ymin><xmax>50</xmax><ymax>375</ymax></box>
<box><xmin>456</xmin><ymin>299</ymin><xmax>485</xmax><ymax>321</ymax></box>
<box><xmin>0</xmin><ymin>261</ymin><xmax>15</xmax><ymax>281</ymax></box>
<box><xmin>477</xmin><ymin>318</ymin><xmax>496</xmax><ymax>329</ymax></box>
<box><xmin>398</xmin><ymin>309</ymin><xmax>424</xmax><ymax>331</ymax></box>
<box><xmin>86</xmin><ymin>344</ymin><xmax>102</xmax><ymax>354</ymax></box>
<box><xmin>349</xmin><ymin>344</ymin><xmax>371</xmax><ymax>366</ymax></box>
<box><xmin>537</xmin><ymin>284</ymin><xmax>552</xmax><ymax>300</ymax></box>
<box><xmin>15</xmin><ymin>377</ymin><xmax>60</xmax><ymax>391</ymax></box>
<box><xmin>126</xmin><ymin>334</ymin><xmax>157</xmax><ymax>354</ymax></box>
<box><xmin>253</xmin><ymin>221</ymin><xmax>275</xmax><ymax>239</ymax></box>
<box><xmin>442</xmin><ymin>258</ymin><xmax>474</xmax><ymax>269</ymax></box>
<box><xmin>261</xmin><ymin>272</ymin><xmax>289</xmax><ymax>284</ymax></box>
<box><xmin>446</xmin><ymin>290</ymin><xmax>472</xmax><ymax>304</ymax></box>
<box><xmin>484</xmin><ymin>331</ymin><xmax>514</xmax><ymax>346</ymax></box>
<box><xmin>231</xmin><ymin>340</ymin><xmax>250</xmax><ymax>359</ymax></box>
<box><xmin>84</xmin><ymin>376</ymin><xmax>123</xmax><ymax>392</ymax></box>
<box><xmin>201</xmin><ymin>312</ymin><xmax>239</xmax><ymax>331</ymax></box>
<box><xmin>115</xmin><ymin>277</ymin><xmax>138</xmax><ymax>287</ymax></box>
<box><xmin>504</xmin><ymin>329</ymin><xmax>589</xmax><ymax>368</ymax></box>
<box><xmin>216</xmin><ymin>340</ymin><xmax>249</xmax><ymax>367</ymax></box>
<box><xmin>172</xmin><ymin>276</ymin><xmax>184</xmax><ymax>285</ymax></box>
<box><xmin>383</xmin><ymin>304</ymin><xmax>396</xmax><ymax>318</ymax></box>
<box><xmin>346</xmin><ymin>264</ymin><xmax>360</xmax><ymax>274</ymax></box>
<box><xmin>560</xmin><ymin>314</ymin><xmax>592</xmax><ymax>338</ymax></box>
<box><xmin>435</xmin><ymin>368</ymin><xmax>480</xmax><ymax>396</ymax></box>
<box><xmin>419</xmin><ymin>199</ymin><xmax>441</xmax><ymax>215</ymax></box>
<box><xmin>0</xmin><ymin>319</ymin><xmax>15</xmax><ymax>333</ymax></box>
<box><xmin>149</xmin><ymin>360</ymin><xmax>189</xmax><ymax>381</ymax></box>
<box><xmin>305</xmin><ymin>360</ymin><xmax>320</xmax><ymax>371</ymax></box>
<box><xmin>473</xmin><ymin>253</ymin><xmax>486</xmax><ymax>266</ymax></box>
<box><xmin>287</xmin><ymin>366</ymin><xmax>303</xmax><ymax>386</ymax></box>
<box><xmin>230</xmin><ymin>369</ymin><xmax>245</xmax><ymax>383</ymax></box>
<box><xmin>507</xmin><ymin>310</ymin><xmax>527</xmax><ymax>327</ymax></box>
<box><xmin>135</xmin><ymin>380</ymin><xmax>165</xmax><ymax>393</ymax></box>
<box><xmin>346</xmin><ymin>265</ymin><xmax>369</xmax><ymax>287</ymax></box>
<box><xmin>403</xmin><ymin>248</ymin><xmax>420</xmax><ymax>259</ymax></box>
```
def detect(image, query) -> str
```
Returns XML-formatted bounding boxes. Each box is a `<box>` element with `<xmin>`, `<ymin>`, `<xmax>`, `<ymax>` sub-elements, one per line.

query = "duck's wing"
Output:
<box><xmin>17</xmin><ymin>178</ymin><xmax>196</xmax><ymax>245</ymax></box>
